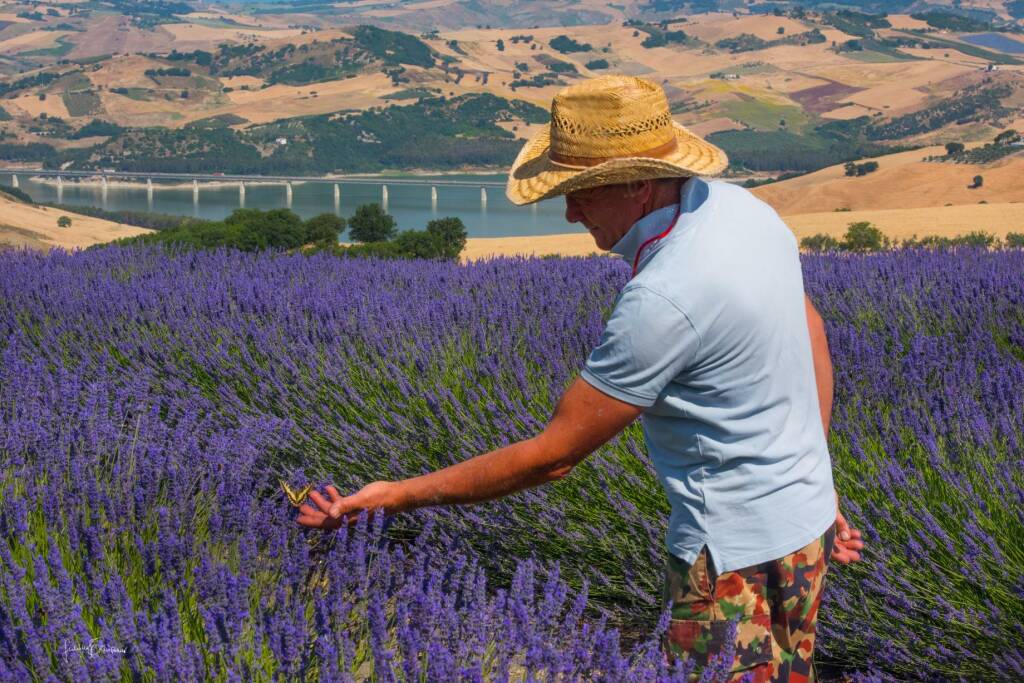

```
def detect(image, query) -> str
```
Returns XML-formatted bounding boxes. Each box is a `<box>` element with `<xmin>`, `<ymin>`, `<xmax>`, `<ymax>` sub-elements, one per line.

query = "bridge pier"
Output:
<box><xmin>333</xmin><ymin>183</ymin><xmax>340</xmax><ymax>214</ymax></box>
<box><xmin>285</xmin><ymin>181</ymin><xmax>292</xmax><ymax>207</ymax></box>
<box><xmin>146</xmin><ymin>178</ymin><xmax>153</xmax><ymax>209</ymax></box>
<box><xmin>431</xmin><ymin>186</ymin><xmax>437</xmax><ymax>213</ymax></box>
<box><xmin>101</xmin><ymin>175</ymin><xmax>108</xmax><ymax>206</ymax></box>
<box><xmin>56</xmin><ymin>175</ymin><xmax>62</xmax><ymax>203</ymax></box>
<box><xmin>239</xmin><ymin>181</ymin><xmax>245</xmax><ymax>207</ymax></box>
<box><xmin>193</xmin><ymin>178</ymin><xmax>199</xmax><ymax>205</ymax></box>
<box><xmin>10</xmin><ymin>174</ymin><xmax>17</xmax><ymax>188</ymax></box>
<box><xmin>382</xmin><ymin>184</ymin><xmax>388</xmax><ymax>212</ymax></box>
<box><xmin>480</xmin><ymin>186</ymin><xmax>487</xmax><ymax>208</ymax></box>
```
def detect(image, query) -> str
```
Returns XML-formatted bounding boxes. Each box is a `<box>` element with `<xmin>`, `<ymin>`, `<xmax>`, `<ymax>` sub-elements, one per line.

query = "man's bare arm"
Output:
<box><xmin>805</xmin><ymin>293</ymin><xmax>864</xmax><ymax>563</ymax></box>
<box><xmin>805</xmin><ymin>293</ymin><xmax>834</xmax><ymax>438</ymax></box>
<box><xmin>298</xmin><ymin>377</ymin><xmax>643</xmax><ymax>528</ymax></box>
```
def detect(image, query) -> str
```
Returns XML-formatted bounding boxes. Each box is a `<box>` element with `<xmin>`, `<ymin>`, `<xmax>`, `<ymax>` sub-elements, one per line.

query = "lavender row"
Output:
<box><xmin>0</xmin><ymin>338</ymin><xmax>718</xmax><ymax>681</ymax></box>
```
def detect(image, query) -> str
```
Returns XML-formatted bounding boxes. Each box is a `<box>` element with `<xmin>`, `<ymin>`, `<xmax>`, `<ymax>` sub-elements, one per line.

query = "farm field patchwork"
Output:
<box><xmin>0</xmin><ymin>247</ymin><xmax>1021</xmax><ymax>681</ymax></box>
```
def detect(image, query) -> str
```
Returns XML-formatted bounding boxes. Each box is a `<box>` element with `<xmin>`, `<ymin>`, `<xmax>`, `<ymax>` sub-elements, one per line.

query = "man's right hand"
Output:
<box><xmin>831</xmin><ymin>498</ymin><xmax>864</xmax><ymax>564</ymax></box>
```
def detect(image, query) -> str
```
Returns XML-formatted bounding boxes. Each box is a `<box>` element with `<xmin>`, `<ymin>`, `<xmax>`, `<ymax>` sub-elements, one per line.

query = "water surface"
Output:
<box><xmin>958</xmin><ymin>33</ymin><xmax>1024</xmax><ymax>54</ymax></box>
<box><xmin>4</xmin><ymin>173</ymin><xmax>582</xmax><ymax>239</ymax></box>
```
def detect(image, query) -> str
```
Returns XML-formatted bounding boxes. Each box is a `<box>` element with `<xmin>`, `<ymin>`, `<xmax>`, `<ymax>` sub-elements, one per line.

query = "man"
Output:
<box><xmin>297</xmin><ymin>75</ymin><xmax>864</xmax><ymax>681</ymax></box>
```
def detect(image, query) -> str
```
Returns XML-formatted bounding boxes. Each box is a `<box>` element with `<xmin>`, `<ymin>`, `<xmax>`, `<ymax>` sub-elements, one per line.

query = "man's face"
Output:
<box><xmin>564</xmin><ymin>183</ymin><xmax>648</xmax><ymax>250</ymax></box>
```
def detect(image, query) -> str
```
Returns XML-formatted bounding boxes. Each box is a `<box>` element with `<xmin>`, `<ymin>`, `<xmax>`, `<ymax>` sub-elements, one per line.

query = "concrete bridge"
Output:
<box><xmin>0</xmin><ymin>168</ymin><xmax>507</xmax><ymax>212</ymax></box>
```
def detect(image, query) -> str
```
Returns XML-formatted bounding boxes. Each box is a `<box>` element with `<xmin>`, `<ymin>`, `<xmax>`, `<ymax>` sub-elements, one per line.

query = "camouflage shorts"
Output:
<box><xmin>662</xmin><ymin>524</ymin><xmax>836</xmax><ymax>683</ymax></box>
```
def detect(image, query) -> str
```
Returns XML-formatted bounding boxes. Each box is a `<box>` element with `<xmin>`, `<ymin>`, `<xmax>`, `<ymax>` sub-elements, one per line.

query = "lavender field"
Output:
<box><xmin>1</xmin><ymin>246</ymin><xmax>1022</xmax><ymax>681</ymax></box>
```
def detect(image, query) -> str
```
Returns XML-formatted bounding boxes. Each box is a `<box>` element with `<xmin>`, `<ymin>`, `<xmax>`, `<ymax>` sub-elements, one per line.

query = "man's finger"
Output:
<box><xmin>831</xmin><ymin>540</ymin><xmax>863</xmax><ymax>564</ymax></box>
<box><xmin>835</xmin><ymin>512</ymin><xmax>852</xmax><ymax>541</ymax></box>
<box><xmin>307</xmin><ymin>489</ymin><xmax>331</xmax><ymax>512</ymax></box>
<box><xmin>296</xmin><ymin>510</ymin><xmax>325</xmax><ymax>527</ymax></box>
<box><xmin>298</xmin><ymin>501</ymin><xmax>321</xmax><ymax>516</ymax></box>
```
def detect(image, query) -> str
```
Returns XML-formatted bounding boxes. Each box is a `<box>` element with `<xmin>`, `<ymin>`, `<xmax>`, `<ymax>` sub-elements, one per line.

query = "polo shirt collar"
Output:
<box><xmin>609</xmin><ymin>177</ymin><xmax>704</xmax><ymax>265</ymax></box>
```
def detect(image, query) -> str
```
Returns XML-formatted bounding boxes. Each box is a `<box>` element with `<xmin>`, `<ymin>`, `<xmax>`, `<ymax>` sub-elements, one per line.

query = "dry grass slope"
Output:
<box><xmin>0</xmin><ymin>194</ymin><xmax>152</xmax><ymax>252</ymax></box>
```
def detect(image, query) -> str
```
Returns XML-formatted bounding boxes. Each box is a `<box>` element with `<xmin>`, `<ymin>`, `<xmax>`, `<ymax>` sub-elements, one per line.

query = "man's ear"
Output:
<box><xmin>630</xmin><ymin>179</ymin><xmax>656</xmax><ymax>209</ymax></box>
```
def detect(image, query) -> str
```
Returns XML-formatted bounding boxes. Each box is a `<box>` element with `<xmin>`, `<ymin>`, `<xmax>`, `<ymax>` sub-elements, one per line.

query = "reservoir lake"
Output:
<box><xmin>3</xmin><ymin>173</ymin><xmax>582</xmax><ymax>239</ymax></box>
<box><xmin>958</xmin><ymin>33</ymin><xmax>1024</xmax><ymax>54</ymax></box>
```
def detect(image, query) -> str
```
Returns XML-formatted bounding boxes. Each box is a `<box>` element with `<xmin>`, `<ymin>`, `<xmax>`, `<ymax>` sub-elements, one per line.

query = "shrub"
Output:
<box><xmin>994</xmin><ymin>129</ymin><xmax>1020</xmax><ymax>145</ymax></box>
<box><xmin>971</xmin><ymin>175</ymin><xmax>983</xmax><ymax>188</ymax></box>
<box><xmin>394</xmin><ymin>229</ymin><xmax>443</xmax><ymax>258</ymax></box>
<box><xmin>425</xmin><ymin>216</ymin><xmax>467</xmax><ymax>259</ymax></box>
<box><xmin>1006</xmin><ymin>232</ymin><xmax>1024</xmax><ymax>248</ymax></box>
<box><xmin>549</xmin><ymin>35</ymin><xmax>592</xmax><ymax>53</ymax></box>
<box><xmin>111</xmin><ymin>208</ymin><xmax>312</xmax><ymax>252</ymax></box>
<box><xmin>225</xmin><ymin>208</ymin><xmax>306</xmax><ymax>250</ymax></box>
<box><xmin>800</xmin><ymin>233</ymin><xmax>842</xmax><ymax>252</ymax></box>
<box><xmin>144</xmin><ymin>67</ymin><xmax>191</xmax><ymax>78</ymax></box>
<box><xmin>71</xmin><ymin>119</ymin><xmax>124</xmax><ymax>139</ymax></box>
<box><xmin>954</xmin><ymin>231</ymin><xmax>998</xmax><ymax>248</ymax></box>
<box><xmin>843</xmin><ymin>221</ymin><xmax>889</xmax><ymax>252</ymax></box>
<box><xmin>304</xmin><ymin>213</ymin><xmax>345</xmax><ymax>246</ymax></box>
<box><xmin>844</xmin><ymin>161</ymin><xmax>878</xmax><ymax>177</ymax></box>
<box><xmin>338</xmin><ymin>240</ymin><xmax>403</xmax><ymax>259</ymax></box>
<box><xmin>57</xmin><ymin>215</ymin><xmax>71</xmax><ymax>229</ymax></box>
<box><xmin>348</xmin><ymin>203</ymin><xmax>397</xmax><ymax>243</ymax></box>
<box><xmin>585</xmin><ymin>58</ymin><xmax>609</xmax><ymax>70</ymax></box>
<box><xmin>944</xmin><ymin>142</ymin><xmax>964</xmax><ymax>156</ymax></box>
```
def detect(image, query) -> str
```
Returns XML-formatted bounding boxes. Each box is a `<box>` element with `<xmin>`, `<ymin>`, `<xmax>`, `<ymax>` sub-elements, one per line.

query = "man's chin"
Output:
<box><xmin>587</xmin><ymin>230</ymin><xmax>612</xmax><ymax>251</ymax></box>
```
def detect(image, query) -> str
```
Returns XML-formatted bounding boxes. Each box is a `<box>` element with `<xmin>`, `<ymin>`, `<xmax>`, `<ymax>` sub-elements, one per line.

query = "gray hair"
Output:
<box><xmin>622</xmin><ymin>176</ymin><xmax>686</xmax><ymax>196</ymax></box>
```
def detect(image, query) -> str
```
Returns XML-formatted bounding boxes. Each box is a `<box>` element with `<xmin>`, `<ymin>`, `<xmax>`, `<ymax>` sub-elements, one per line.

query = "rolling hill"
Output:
<box><xmin>0</xmin><ymin>1</ymin><xmax>1019</xmax><ymax>181</ymax></box>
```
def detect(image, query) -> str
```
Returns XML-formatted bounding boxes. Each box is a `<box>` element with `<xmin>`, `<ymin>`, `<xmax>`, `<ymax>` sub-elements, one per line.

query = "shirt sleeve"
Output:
<box><xmin>581</xmin><ymin>285</ymin><xmax>702</xmax><ymax>407</ymax></box>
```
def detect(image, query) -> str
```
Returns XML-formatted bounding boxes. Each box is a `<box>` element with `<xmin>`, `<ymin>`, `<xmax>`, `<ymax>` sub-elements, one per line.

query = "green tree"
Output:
<box><xmin>496</xmin><ymin>39</ymin><xmax>505</xmax><ymax>51</ymax></box>
<box><xmin>225</xmin><ymin>208</ymin><xmax>306</xmax><ymax>250</ymax></box>
<box><xmin>57</xmin><ymin>215</ymin><xmax>71</xmax><ymax>228</ymax></box>
<box><xmin>425</xmin><ymin>216</ymin><xmax>467</xmax><ymax>259</ymax></box>
<box><xmin>800</xmin><ymin>233</ymin><xmax>841</xmax><ymax>252</ymax></box>
<box><xmin>971</xmin><ymin>174</ymin><xmax>984</xmax><ymax>188</ymax></box>
<box><xmin>945</xmin><ymin>142</ymin><xmax>965</xmax><ymax>156</ymax></box>
<box><xmin>395</xmin><ymin>230</ymin><xmax>441</xmax><ymax>258</ymax></box>
<box><xmin>304</xmin><ymin>213</ymin><xmax>345</xmax><ymax>245</ymax></box>
<box><xmin>348</xmin><ymin>203</ymin><xmax>397</xmax><ymax>242</ymax></box>
<box><xmin>843</xmin><ymin>221</ymin><xmax>888</xmax><ymax>252</ymax></box>
<box><xmin>994</xmin><ymin>129</ymin><xmax>1020</xmax><ymax>145</ymax></box>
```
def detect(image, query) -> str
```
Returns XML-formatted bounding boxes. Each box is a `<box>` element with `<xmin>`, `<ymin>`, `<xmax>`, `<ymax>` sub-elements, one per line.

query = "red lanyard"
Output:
<box><xmin>631</xmin><ymin>203</ymin><xmax>681</xmax><ymax>277</ymax></box>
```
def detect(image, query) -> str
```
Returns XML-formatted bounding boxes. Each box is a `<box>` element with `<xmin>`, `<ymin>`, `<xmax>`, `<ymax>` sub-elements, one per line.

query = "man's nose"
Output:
<box><xmin>565</xmin><ymin>197</ymin><xmax>583</xmax><ymax>223</ymax></box>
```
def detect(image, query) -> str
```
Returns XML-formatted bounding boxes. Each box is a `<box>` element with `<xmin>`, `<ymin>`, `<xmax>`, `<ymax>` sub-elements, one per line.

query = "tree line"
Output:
<box><xmin>108</xmin><ymin>204</ymin><xmax>468</xmax><ymax>260</ymax></box>
<box><xmin>801</xmin><ymin>221</ymin><xmax>1024</xmax><ymax>252</ymax></box>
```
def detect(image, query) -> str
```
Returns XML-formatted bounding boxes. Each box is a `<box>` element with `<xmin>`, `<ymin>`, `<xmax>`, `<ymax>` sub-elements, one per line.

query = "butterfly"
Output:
<box><xmin>280</xmin><ymin>479</ymin><xmax>314</xmax><ymax>508</ymax></box>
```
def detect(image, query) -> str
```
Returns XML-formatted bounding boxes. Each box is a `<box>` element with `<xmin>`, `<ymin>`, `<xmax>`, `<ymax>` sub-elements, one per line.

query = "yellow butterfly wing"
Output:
<box><xmin>280</xmin><ymin>479</ymin><xmax>314</xmax><ymax>507</ymax></box>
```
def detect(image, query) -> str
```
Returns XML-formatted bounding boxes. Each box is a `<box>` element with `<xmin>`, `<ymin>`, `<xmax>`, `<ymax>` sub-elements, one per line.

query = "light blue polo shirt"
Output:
<box><xmin>580</xmin><ymin>177</ymin><xmax>836</xmax><ymax>573</ymax></box>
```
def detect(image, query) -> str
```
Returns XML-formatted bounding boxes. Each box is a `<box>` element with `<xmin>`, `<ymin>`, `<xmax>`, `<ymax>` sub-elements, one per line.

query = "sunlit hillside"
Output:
<box><xmin>0</xmin><ymin>0</ymin><xmax>1019</xmax><ymax>177</ymax></box>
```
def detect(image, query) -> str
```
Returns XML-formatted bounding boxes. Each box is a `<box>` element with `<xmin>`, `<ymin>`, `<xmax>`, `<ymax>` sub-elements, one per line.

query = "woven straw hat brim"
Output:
<box><xmin>505</xmin><ymin>121</ymin><xmax>728</xmax><ymax>206</ymax></box>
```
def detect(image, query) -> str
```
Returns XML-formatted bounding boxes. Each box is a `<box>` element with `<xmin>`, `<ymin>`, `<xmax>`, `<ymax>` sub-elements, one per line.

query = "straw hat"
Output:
<box><xmin>505</xmin><ymin>75</ymin><xmax>728</xmax><ymax>205</ymax></box>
